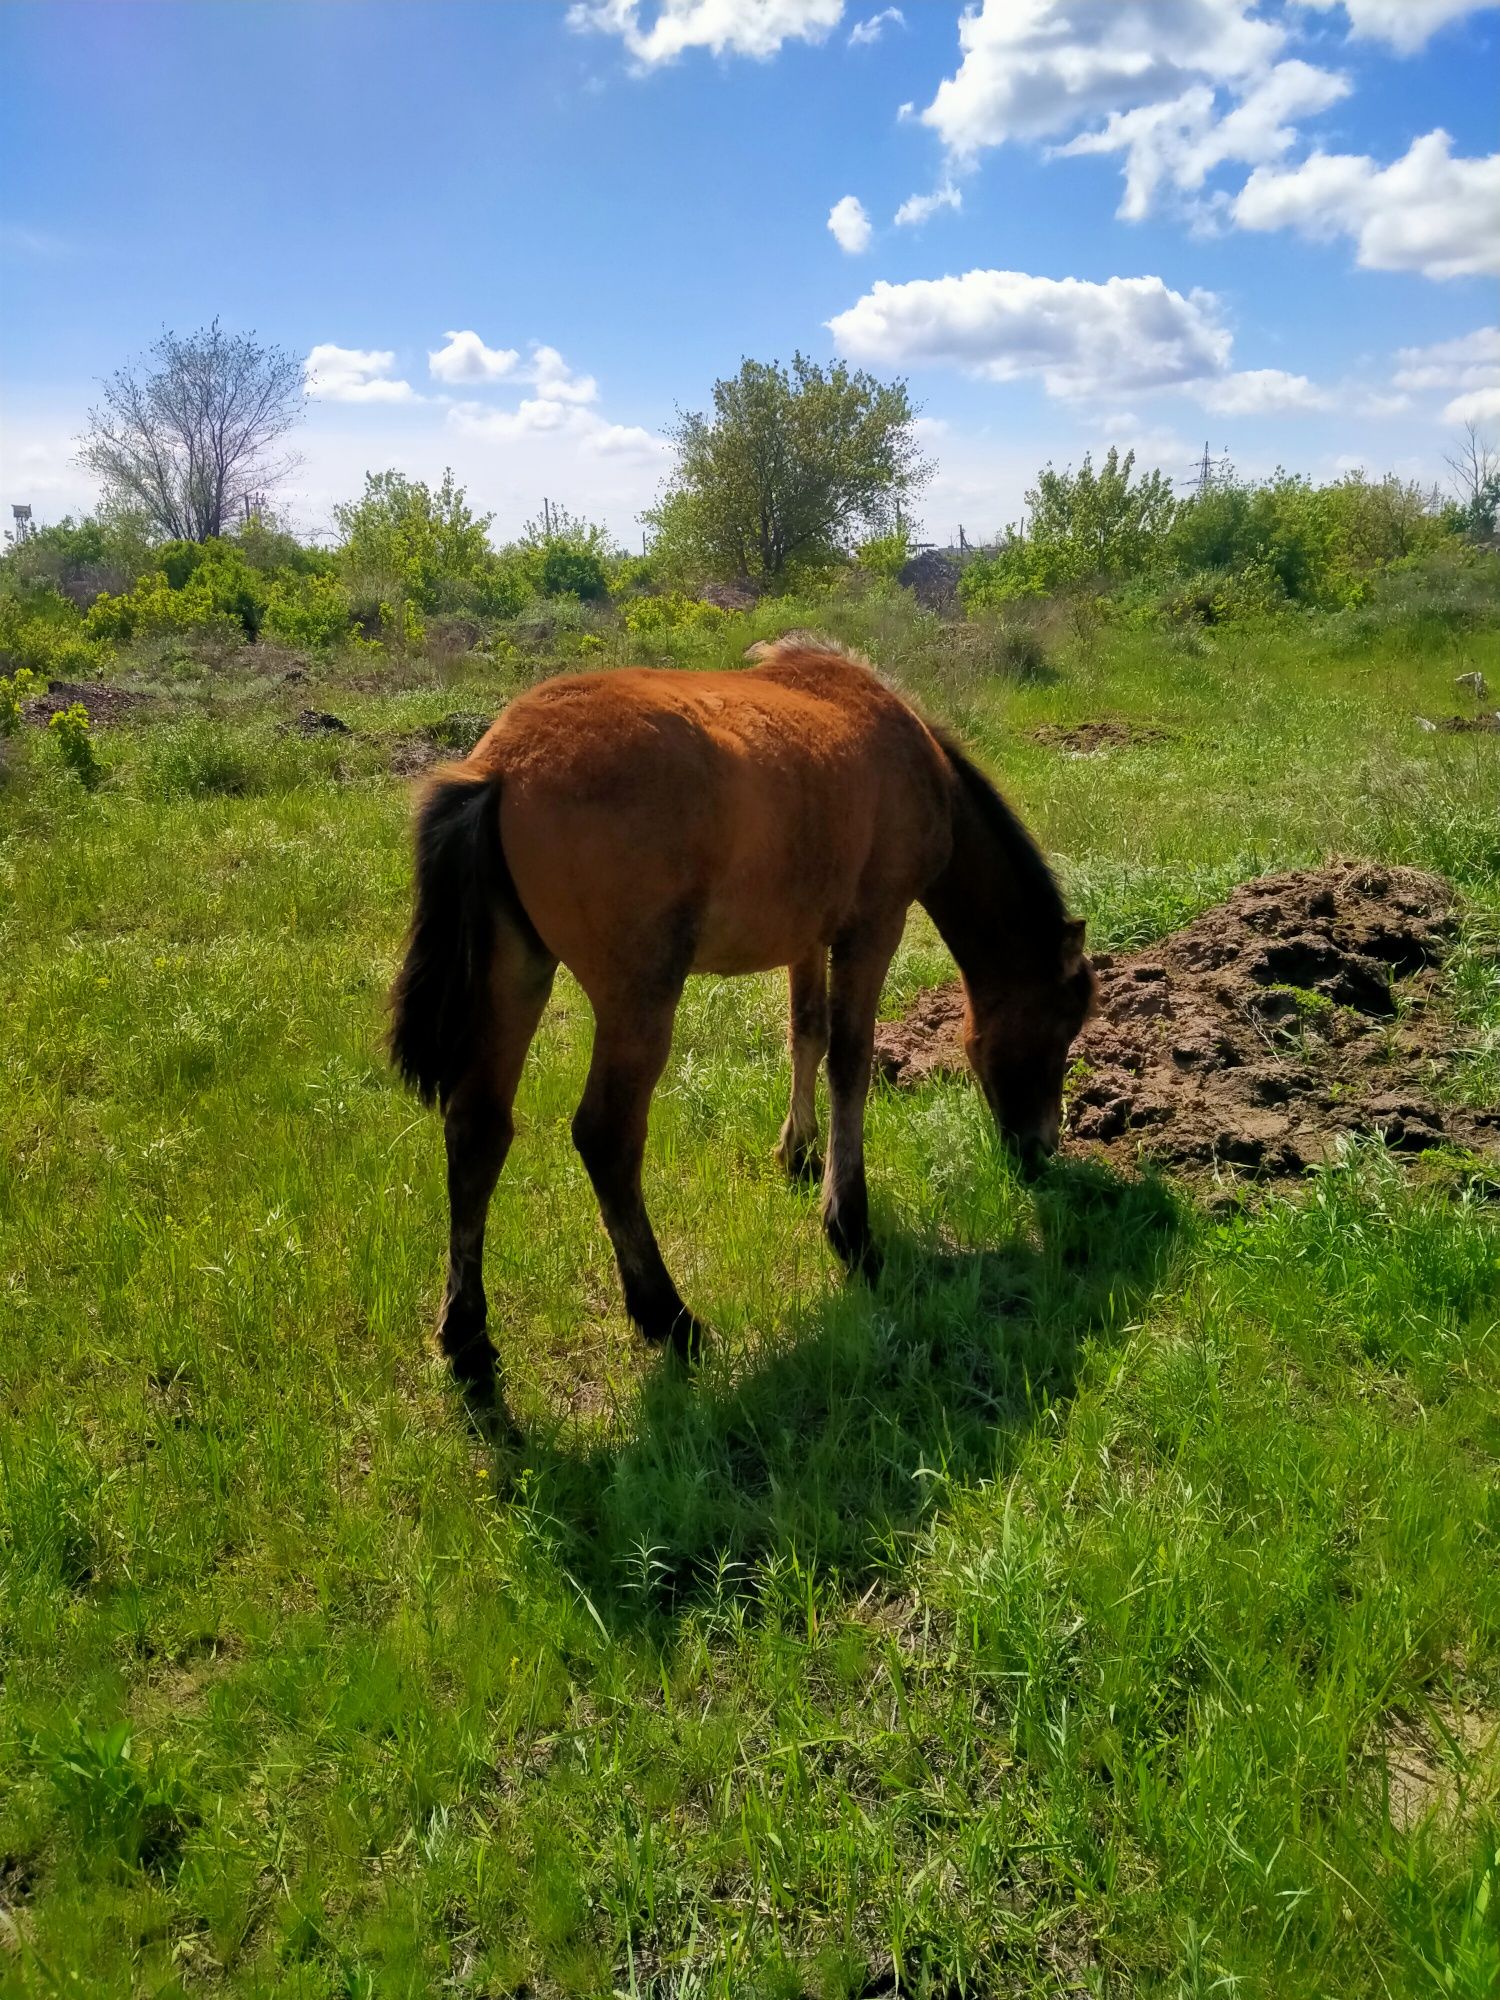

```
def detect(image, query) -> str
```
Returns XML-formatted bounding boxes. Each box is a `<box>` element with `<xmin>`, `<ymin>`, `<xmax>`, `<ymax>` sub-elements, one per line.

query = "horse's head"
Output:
<box><xmin>963</xmin><ymin>917</ymin><xmax>1096</xmax><ymax>1178</ymax></box>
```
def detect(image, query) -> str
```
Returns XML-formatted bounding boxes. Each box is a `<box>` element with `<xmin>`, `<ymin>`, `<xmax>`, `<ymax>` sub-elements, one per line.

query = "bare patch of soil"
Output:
<box><xmin>1421</xmin><ymin>712</ymin><xmax>1500</xmax><ymax>735</ymax></box>
<box><xmin>1031</xmin><ymin>718</ymin><xmax>1169</xmax><ymax>754</ymax></box>
<box><xmin>875</xmin><ymin>864</ymin><xmax>1500</xmax><ymax>1179</ymax></box>
<box><xmin>23</xmin><ymin>679</ymin><xmax>147</xmax><ymax>725</ymax></box>
<box><xmin>1380</xmin><ymin>1703</ymin><xmax>1498</xmax><ymax>1833</ymax></box>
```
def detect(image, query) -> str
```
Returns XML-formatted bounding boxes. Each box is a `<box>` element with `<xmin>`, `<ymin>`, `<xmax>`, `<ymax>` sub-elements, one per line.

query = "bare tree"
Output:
<box><xmin>78</xmin><ymin>319</ymin><xmax>303</xmax><ymax>542</ymax></box>
<box><xmin>1444</xmin><ymin>421</ymin><xmax>1500</xmax><ymax>536</ymax></box>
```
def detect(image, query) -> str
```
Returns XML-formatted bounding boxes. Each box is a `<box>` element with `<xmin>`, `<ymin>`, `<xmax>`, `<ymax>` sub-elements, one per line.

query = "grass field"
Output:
<box><xmin>2</xmin><ymin>586</ymin><xmax>1499</xmax><ymax>1996</ymax></box>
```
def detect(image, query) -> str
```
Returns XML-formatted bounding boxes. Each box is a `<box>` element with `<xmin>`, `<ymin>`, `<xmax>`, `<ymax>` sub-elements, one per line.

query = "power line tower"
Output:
<box><xmin>1186</xmin><ymin>442</ymin><xmax>1231</xmax><ymax>496</ymax></box>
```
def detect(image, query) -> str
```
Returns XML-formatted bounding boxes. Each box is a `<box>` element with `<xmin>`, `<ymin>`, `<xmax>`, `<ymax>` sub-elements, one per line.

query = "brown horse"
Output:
<box><xmin>390</xmin><ymin>641</ymin><xmax>1095</xmax><ymax>1403</ymax></box>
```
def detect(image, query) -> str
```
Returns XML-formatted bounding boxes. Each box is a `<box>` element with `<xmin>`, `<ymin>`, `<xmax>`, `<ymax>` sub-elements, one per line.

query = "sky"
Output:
<box><xmin>1</xmin><ymin>0</ymin><xmax>1497</xmax><ymax>547</ymax></box>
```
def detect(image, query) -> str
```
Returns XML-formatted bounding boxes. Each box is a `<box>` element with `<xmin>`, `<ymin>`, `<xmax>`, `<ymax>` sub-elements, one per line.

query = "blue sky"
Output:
<box><xmin>2</xmin><ymin>0</ymin><xmax>1497</xmax><ymax>544</ymax></box>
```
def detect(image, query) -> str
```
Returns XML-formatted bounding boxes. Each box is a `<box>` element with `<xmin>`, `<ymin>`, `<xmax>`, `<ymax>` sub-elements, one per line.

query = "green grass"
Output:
<box><xmin>1</xmin><ymin>591</ymin><xmax>1498</xmax><ymax>1996</ymax></box>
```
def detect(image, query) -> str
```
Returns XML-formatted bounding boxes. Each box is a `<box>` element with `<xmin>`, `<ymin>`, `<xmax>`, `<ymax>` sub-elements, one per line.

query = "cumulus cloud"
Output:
<box><xmin>922</xmin><ymin>2</ymin><xmax>1285</xmax><ymax>153</ymax></box>
<box><xmin>827</xmin><ymin>194</ymin><xmax>872</xmax><ymax>254</ymax></box>
<box><xmin>303</xmin><ymin>344</ymin><xmax>416</xmax><ymax>403</ymax></box>
<box><xmin>428</xmin><ymin>329</ymin><xmax>520</xmax><ymax>384</ymax></box>
<box><xmin>1190</xmin><ymin>367</ymin><xmax>1332</xmax><ymax>414</ymax></box>
<box><xmin>1233</xmin><ymin>130</ymin><xmax>1500</xmax><ymax>279</ymax></box>
<box><xmin>567</xmin><ymin>0</ymin><xmax>844</xmax><ymax>65</ymax></box>
<box><xmin>1058</xmin><ymin>59</ymin><xmax>1349</xmax><ymax>221</ymax></box>
<box><xmin>1290</xmin><ymin>0</ymin><xmax>1494</xmax><ymax>54</ymax></box>
<box><xmin>1393</xmin><ymin>326</ymin><xmax>1500</xmax><ymax>424</ymax></box>
<box><xmin>848</xmin><ymin>6</ymin><xmax>900</xmax><ymax>46</ymax></box>
<box><xmin>893</xmin><ymin>183</ymin><xmax>961</xmax><ymax>227</ymax></box>
<box><xmin>448</xmin><ymin>397</ymin><xmax>665</xmax><ymax>460</ymax></box>
<box><xmin>827</xmin><ymin>269</ymin><xmax>1233</xmax><ymax>400</ymax></box>
<box><xmin>529</xmin><ymin>344</ymin><xmax>599</xmax><ymax>403</ymax></box>
<box><xmin>1393</xmin><ymin>326</ymin><xmax>1500</xmax><ymax>391</ymax></box>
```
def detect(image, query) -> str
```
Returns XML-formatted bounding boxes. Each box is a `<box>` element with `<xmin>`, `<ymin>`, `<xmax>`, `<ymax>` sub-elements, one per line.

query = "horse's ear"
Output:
<box><xmin>1061</xmin><ymin>917</ymin><xmax>1087</xmax><ymax>977</ymax></box>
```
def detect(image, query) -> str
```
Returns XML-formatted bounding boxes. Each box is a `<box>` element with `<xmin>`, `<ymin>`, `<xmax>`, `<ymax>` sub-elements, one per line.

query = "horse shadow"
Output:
<box><xmin>486</xmin><ymin>1157</ymin><xmax>1187</xmax><ymax>1632</ymax></box>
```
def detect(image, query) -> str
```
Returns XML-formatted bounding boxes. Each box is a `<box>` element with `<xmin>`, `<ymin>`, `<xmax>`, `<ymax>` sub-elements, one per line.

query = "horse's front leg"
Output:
<box><xmin>775</xmin><ymin>945</ymin><xmax>828</xmax><ymax>1184</ymax></box>
<box><xmin>571</xmin><ymin>991</ymin><xmax>703</xmax><ymax>1362</ymax></box>
<box><xmin>822</xmin><ymin>913</ymin><xmax>904</xmax><ymax>1284</ymax></box>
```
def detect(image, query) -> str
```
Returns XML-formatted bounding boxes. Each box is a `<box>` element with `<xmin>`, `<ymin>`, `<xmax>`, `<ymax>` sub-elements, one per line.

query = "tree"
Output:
<box><xmin>645</xmin><ymin>355</ymin><xmax>929</xmax><ymax>589</ymax></box>
<box><xmin>334</xmin><ymin>469</ymin><xmax>497</xmax><ymax>612</ymax></box>
<box><xmin>1445</xmin><ymin>422</ymin><xmax>1500</xmax><ymax>537</ymax></box>
<box><xmin>78</xmin><ymin>319</ymin><xmax>302</xmax><ymax>542</ymax></box>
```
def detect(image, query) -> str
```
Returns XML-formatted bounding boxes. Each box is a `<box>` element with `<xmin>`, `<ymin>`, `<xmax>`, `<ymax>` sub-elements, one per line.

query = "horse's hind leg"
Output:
<box><xmin>439</xmin><ymin>928</ymin><xmax>555</xmax><ymax>1400</ymax></box>
<box><xmin>822</xmin><ymin>914</ymin><xmax>904</xmax><ymax>1284</ymax></box>
<box><xmin>776</xmin><ymin>946</ymin><xmax>828</xmax><ymax>1184</ymax></box>
<box><xmin>572</xmin><ymin>990</ymin><xmax>703</xmax><ymax>1361</ymax></box>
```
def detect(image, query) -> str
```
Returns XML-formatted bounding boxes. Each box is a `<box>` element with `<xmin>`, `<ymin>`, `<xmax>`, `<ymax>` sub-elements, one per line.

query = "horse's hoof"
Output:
<box><xmin>642</xmin><ymin>1309</ymin><xmax>706</xmax><ymax>1367</ymax></box>
<box><xmin>776</xmin><ymin>1139</ymin><xmax>824</xmax><ymax>1187</ymax></box>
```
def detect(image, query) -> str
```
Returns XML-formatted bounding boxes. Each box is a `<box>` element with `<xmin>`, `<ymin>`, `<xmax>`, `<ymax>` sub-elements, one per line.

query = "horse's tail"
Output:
<box><xmin>389</xmin><ymin>766</ymin><xmax>515</xmax><ymax>1108</ymax></box>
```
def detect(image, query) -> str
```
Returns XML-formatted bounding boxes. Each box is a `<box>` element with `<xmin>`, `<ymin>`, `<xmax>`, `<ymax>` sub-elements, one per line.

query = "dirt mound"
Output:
<box><xmin>875</xmin><ymin>864</ymin><xmax>1500</xmax><ymax>1179</ymax></box>
<box><xmin>23</xmin><ymin>679</ymin><xmax>146</xmax><ymax>725</ymax></box>
<box><xmin>1031</xmin><ymin>718</ymin><xmax>1168</xmax><ymax>754</ymax></box>
<box><xmin>285</xmin><ymin>708</ymin><xmax>353</xmax><ymax>736</ymax></box>
<box><xmin>1419</xmin><ymin>713</ymin><xmax>1500</xmax><ymax>735</ymax></box>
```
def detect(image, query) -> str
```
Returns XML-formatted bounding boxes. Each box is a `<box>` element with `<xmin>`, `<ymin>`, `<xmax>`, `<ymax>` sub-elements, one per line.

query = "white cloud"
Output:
<box><xmin>567</xmin><ymin>0</ymin><xmax>843</xmax><ymax>65</ymax></box>
<box><xmin>303</xmin><ymin>344</ymin><xmax>416</xmax><ymax>403</ymax></box>
<box><xmin>1191</xmin><ymin>367</ymin><xmax>1332</xmax><ymax>414</ymax></box>
<box><xmin>529</xmin><ymin>344</ymin><xmax>599</xmax><ymax>404</ymax></box>
<box><xmin>827</xmin><ymin>269</ymin><xmax>1233</xmax><ymax>400</ymax></box>
<box><xmin>428</xmin><ymin>329</ymin><xmax>520</xmax><ymax>384</ymax></box>
<box><xmin>1394</xmin><ymin>328</ymin><xmax>1500</xmax><ymax>424</ymax></box>
<box><xmin>848</xmin><ymin>6</ymin><xmax>900</xmax><ymax>46</ymax></box>
<box><xmin>1445</xmin><ymin>386</ymin><xmax>1500</xmax><ymax>425</ymax></box>
<box><xmin>1393</xmin><ymin>326</ymin><xmax>1500</xmax><ymax>391</ymax></box>
<box><xmin>893</xmin><ymin>182</ymin><xmax>962</xmax><ymax>227</ymax></box>
<box><xmin>827</xmin><ymin>194</ymin><xmax>872</xmax><ymax>254</ymax></box>
<box><xmin>1290</xmin><ymin>0</ymin><xmax>1496</xmax><ymax>55</ymax></box>
<box><xmin>448</xmin><ymin>397</ymin><xmax>666</xmax><ymax>461</ymax></box>
<box><xmin>1233</xmin><ymin>130</ymin><xmax>1500</xmax><ymax>279</ymax></box>
<box><xmin>1057</xmin><ymin>60</ymin><xmax>1349</xmax><ymax>222</ymax></box>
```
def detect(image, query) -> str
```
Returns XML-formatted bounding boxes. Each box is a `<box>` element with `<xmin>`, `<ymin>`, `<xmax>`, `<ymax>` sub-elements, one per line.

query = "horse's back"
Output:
<box><xmin>473</xmin><ymin>649</ymin><xmax>952</xmax><ymax>984</ymax></box>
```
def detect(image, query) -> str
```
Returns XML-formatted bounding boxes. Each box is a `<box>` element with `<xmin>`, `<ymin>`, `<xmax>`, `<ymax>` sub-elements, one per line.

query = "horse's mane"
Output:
<box><xmin>927</xmin><ymin>724</ymin><xmax>1068</xmax><ymax>937</ymax></box>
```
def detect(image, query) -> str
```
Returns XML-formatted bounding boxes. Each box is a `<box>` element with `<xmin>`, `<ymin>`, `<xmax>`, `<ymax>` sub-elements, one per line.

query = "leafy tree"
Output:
<box><xmin>334</xmin><ymin>469</ymin><xmax>499</xmax><ymax>614</ymax></box>
<box><xmin>79</xmin><ymin>320</ymin><xmax>302</xmax><ymax>542</ymax></box>
<box><xmin>0</xmin><ymin>509</ymin><xmax>156</xmax><ymax>607</ymax></box>
<box><xmin>645</xmin><ymin>355</ymin><xmax>929</xmax><ymax>589</ymax></box>
<box><xmin>962</xmin><ymin>448</ymin><xmax>1177</xmax><ymax>605</ymax></box>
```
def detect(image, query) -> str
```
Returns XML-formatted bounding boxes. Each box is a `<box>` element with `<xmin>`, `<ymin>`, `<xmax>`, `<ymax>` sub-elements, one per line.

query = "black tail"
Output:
<box><xmin>389</xmin><ymin>769</ymin><xmax>517</xmax><ymax>1107</ymax></box>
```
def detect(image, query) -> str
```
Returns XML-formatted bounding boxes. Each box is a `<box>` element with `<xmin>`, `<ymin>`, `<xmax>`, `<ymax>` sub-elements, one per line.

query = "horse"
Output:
<box><xmin>390</xmin><ymin>640</ymin><xmax>1096</xmax><ymax>1407</ymax></box>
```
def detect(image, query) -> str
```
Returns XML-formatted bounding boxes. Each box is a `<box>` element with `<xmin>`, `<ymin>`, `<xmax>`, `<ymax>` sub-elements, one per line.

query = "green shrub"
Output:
<box><xmin>0</xmin><ymin>588</ymin><xmax>113</xmax><ymax>678</ymax></box>
<box><xmin>622</xmin><ymin>592</ymin><xmax>729</xmax><ymax>634</ymax></box>
<box><xmin>262</xmin><ymin>572</ymin><xmax>353</xmax><ymax>650</ymax></box>
<box><xmin>48</xmin><ymin>703</ymin><xmax>100</xmax><ymax>788</ymax></box>
<box><xmin>0</xmin><ymin>665</ymin><xmax>45</xmax><ymax>735</ymax></box>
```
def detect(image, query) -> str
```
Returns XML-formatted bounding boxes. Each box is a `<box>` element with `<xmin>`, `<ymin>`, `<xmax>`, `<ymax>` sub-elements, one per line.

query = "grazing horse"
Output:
<box><xmin>390</xmin><ymin>641</ymin><xmax>1096</xmax><ymax>1402</ymax></box>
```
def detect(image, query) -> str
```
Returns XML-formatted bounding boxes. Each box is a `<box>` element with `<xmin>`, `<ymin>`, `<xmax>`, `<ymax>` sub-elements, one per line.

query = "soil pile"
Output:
<box><xmin>1031</xmin><ymin>719</ymin><xmax>1169</xmax><ymax>754</ymax></box>
<box><xmin>22</xmin><ymin>679</ymin><xmax>146</xmax><ymax>725</ymax></box>
<box><xmin>874</xmin><ymin>863</ymin><xmax>1500</xmax><ymax>1179</ymax></box>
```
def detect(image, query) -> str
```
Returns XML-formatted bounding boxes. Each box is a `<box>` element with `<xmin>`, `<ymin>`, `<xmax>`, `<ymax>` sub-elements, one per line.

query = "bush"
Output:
<box><xmin>84</xmin><ymin>540</ymin><xmax>268</xmax><ymax>646</ymax></box>
<box><xmin>0</xmin><ymin>666</ymin><xmax>46</xmax><ymax>735</ymax></box>
<box><xmin>262</xmin><ymin>572</ymin><xmax>353</xmax><ymax>650</ymax></box>
<box><xmin>622</xmin><ymin>592</ymin><xmax>729</xmax><ymax>634</ymax></box>
<box><xmin>49</xmin><ymin>703</ymin><xmax>101</xmax><ymax>789</ymax></box>
<box><xmin>0</xmin><ymin>588</ymin><xmax>113</xmax><ymax>679</ymax></box>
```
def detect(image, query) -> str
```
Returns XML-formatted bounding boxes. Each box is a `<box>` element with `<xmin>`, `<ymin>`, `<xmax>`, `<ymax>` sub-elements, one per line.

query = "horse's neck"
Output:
<box><xmin>920</xmin><ymin>784</ymin><xmax>1047</xmax><ymax>999</ymax></box>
